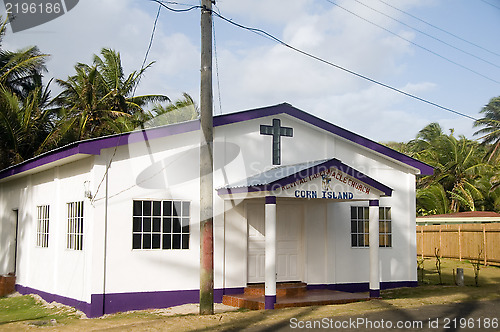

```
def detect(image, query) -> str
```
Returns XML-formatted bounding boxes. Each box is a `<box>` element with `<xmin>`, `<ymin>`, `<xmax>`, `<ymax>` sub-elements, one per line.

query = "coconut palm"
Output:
<box><xmin>410</xmin><ymin>123</ymin><xmax>492</xmax><ymax>214</ymax></box>
<box><xmin>0</xmin><ymin>82</ymin><xmax>58</xmax><ymax>168</ymax></box>
<box><xmin>147</xmin><ymin>92</ymin><xmax>199</xmax><ymax>127</ymax></box>
<box><xmin>473</xmin><ymin>96</ymin><xmax>500</xmax><ymax>162</ymax></box>
<box><xmin>0</xmin><ymin>17</ymin><xmax>48</xmax><ymax>98</ymax></box>
<box><xmin>53</xmin><ymin>48</ymin><xmax>169</xmax><ymax>140</ymax></box>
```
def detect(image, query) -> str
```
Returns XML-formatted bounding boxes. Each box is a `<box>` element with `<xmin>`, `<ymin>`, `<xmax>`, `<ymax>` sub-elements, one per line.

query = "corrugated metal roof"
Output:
<box><xmin>221</xmin><ymin>159</ymin><xmax>329</xmax><ymax>189</ymax></box>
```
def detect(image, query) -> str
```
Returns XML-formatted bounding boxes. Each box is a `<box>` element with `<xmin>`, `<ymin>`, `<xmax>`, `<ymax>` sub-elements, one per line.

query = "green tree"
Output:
<box><xmin>53</xmin><ymin>48</ymin><xmax>169</xmax><ymax>140</ymax></box>
<box><xmin>147</xmin><ymin>92</ymin><xmax>199</xmax><ymax>127</ymax></box>
<box><xmin>473</xmin><ymin>96</ymin><xmax>500</xmax><ymax>162</ymax></box>
<box><xmin>0</xmin><ymin>17</ymin><xmax>48</xmax><ymax>98</ymax></box>
<box><xmin>409</xmin><ymin>123</ymin><xmax>493</xmax><ymax>214</ymax></box>
<box><xmin>0</xmin><ymin>83</ymin><xmax>58</xmax><ymax>168</ymax></box>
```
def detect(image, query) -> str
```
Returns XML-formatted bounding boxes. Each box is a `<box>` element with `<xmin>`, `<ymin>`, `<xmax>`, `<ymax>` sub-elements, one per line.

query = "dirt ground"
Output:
<box><xmin>1</xmin><ymin>260</ymin><xmax>499</xmax><ymax>331</ymax></box>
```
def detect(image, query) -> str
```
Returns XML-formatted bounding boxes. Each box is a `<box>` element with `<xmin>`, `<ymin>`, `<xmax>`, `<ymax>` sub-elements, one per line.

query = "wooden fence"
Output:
<box><xmin>416</xmin><ymin>223</ymin><xmax>500</xmax><ymax>266</ymax></box>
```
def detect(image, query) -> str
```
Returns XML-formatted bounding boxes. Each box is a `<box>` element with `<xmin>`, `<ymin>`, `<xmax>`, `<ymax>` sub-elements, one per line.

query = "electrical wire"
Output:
<box><xmin>354</xmin><ymin>0</ymin><xmax>500</xmax><ymax>69</ymax></box>
<box><xmin>480</xmin><ymin>0</ymin><xmax>500</xmax><ymax>11</ymax></box>
<box><xmin>93</xmin><ymin>3</ymin><xmax>165</xmax><ymax>203</ymax></box>
<box><xmin>211</xmin><ymin>10</ymin><xmax>478</xmax><ymax>121</ymax></box>
<box><xmin>378</xmin><ymin>0</ymin><xmax>500</xmax><ymax>58</ymax></box>
<box><xmin>149</xmin><ymin>0</ymin><xmax>201</xmax><ymax>13</ymax></box>
<box><xmin>213</xmin><ymin>14</ymin><xmax>223</xmax><ymax>115</ymax></box>
<box><xmin>325</xmin><ymin>0</ymin><xmax>500</xmax><ymax>85</ymax></box>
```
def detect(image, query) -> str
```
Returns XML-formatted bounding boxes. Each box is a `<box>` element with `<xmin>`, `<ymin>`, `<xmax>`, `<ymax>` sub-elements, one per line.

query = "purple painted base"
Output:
<box><xmin>265</xmin><ymin>295</ymin><xmax>276</xmax><ymax>309</ymax></box>
<box><xmin>369</xmin><ymin>289</ymin><xmax>380</xmax><ymax>298</ymax></box>
<box><xmin>15</xmin><ymin>281</ymin><xmax>416</xmax><ymax>317</ymax></box>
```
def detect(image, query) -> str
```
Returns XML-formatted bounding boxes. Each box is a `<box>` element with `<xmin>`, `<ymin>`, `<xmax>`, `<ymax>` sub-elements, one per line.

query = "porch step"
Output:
<box><xmin>222</xmin><ymin>283</ymin><xmax>370</xmax><ymax>310</ymax></box>
<box><xmin>244</xmin><ymin>282</ymin><xmax>307</xmax><ymax>297</ymax></box>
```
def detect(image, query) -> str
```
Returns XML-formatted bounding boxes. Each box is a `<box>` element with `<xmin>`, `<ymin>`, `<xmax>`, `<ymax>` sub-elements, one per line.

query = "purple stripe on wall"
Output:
<box><xmin>15</xmin><ymin>284</ymin><xmax>247</xmax><ymax>318</ymax></box>
<box><xmin>16</xmin><ymin>284</ymin><xmax>91</xmax><ymax>316</ymax></box>
<box><xmin>369</xmin><ymin>200</ymin><xmax>380</xmax><ymax>206</ymax></box>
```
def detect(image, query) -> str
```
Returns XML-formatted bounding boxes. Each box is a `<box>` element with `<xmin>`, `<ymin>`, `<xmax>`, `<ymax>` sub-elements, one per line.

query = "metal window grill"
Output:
<box><xmin>36</xmin><ymin>205</ymin><xmax>50</xmax><ymax>248</ymax></box>
<box><xmin>67</xmin><ymin>201</ymin><xmax>84</xmax><ymax>250</ymax></box>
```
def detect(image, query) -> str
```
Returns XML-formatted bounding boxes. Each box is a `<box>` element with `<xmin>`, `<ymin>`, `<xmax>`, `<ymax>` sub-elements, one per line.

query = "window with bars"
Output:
<box><xmin>351</xmin><ymin>206</ymin><xmax>369</xmax><ymax>248</ymax></box>
<box><xmin>350</xmin><ymin>206</ymin><xmax>392</xmax><ymax>248</ymax></box>
<box><xmin>379</xmin><ymin>207</ymin><xmax>392</xmax><ymax>248</ymax></box>
<box><xmin>132</xmin><ymin>200</ymin><xmax>190</xmax><ymax>250</ymax></box>
<box><xmin>36</xmin><ymin>205</ymin><xmax>50</xmax><ymax>248</ymax></box>
<box><xmin>67</xmin><ymin>201</ymin><xmax>84</xmax><ymax>251</ymax></box>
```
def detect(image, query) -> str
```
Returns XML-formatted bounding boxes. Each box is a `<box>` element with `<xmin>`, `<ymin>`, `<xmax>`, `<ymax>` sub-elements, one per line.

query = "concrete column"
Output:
<box><xmin>369</xmin><ymin>199</ymin><xmax>380</xmax><ymax>298</ymax></box>
<box><xmin>265</xmin><ymin>196</ymin><xmax>277</xmax><ymax>309</ymax></box>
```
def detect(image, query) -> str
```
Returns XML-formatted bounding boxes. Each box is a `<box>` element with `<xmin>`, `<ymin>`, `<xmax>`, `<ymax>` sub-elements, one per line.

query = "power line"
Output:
<box><xmin>133</xmin><ymin>3</ymin><xmax>162</xmax><ymax>98</ymax></box>
<box><xmin>213</xmin><ymin>13</ymin><xmax>223</xmax><ymax>115</ymax></box>
<box><xmin>354</xmin><ymin>0</ymin><xmax>500</xmax><ymax>70</ymax></box>
<box><xmin>481</xmin><ymin>0</ymin><xmax>500</xmax><ymax>11</ymax></box>
<box><xmin>211</xmin><ymin>10</ymin><xmax>478</xmax><ymax>121</ymax></box>
<box><xmin>325</xmin><ymin>0</ymin><xmax>500</xmax><ymax>85</ymax></box>
<box><xmin>377</xmin><ymin>0</ymin><xmax>500</xmax><ymax>58</ymax></box>
<box><xmin>149</xmin><ymin>0</ymin><xmax>201</xmax><ymax>13</ymax></box>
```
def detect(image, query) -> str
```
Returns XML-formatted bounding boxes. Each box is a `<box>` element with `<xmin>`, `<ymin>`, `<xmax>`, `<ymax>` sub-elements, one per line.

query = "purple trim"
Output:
<box><xmin>325</xmin><ymin>281</ymin><xmax>417</xmax><ymax>293</ymax></box>
<box><xmin>369</xmin><ymin>200</ymin><xmax>380</xmax><ymax>206</ymax></box>
<box><xmin>265</xmin><ymin>196</ymin><xmax>276</xmax><ymax>204</ymax></box>
<box><xmin>1</xmin><ymin>103</ymin><xmax>432</xmax><ymax>181</ymax></box>
<box><xmin>16</xmin><ymin>284</ymin><xmax>92</xmax><ymax>317</ymax></box>
<box><xmin>214</xmin><ymin>103</ymin><xmax>433</xmax><ymax>175</ymax></box>
<box><xmin>102</xmin><ymin>289</ymin><xmax>200</xmax><ymax>314</ymax></box>
<box><xmin>217</xmin><ymin>158</ymin><xmax>393</xmax><ymax>197</ymax></box>
<box><xmin>370</xmin><ymin>289</ymin><xmax>381</xmax><ymax>298</ymax></box>
<box><xmin>16</xmin><ymin>284</ymin><xmax>247</xmax><ymax>317</ymax></box>
<box><xmin>265</xmin><ymin>295</ymin><xmax>276</xmax><ymax>309</ymax></box>
<box><xmin>0</xmin><ymin>121</ymin><xmax>200</xmax><ymax>180</ymax></box>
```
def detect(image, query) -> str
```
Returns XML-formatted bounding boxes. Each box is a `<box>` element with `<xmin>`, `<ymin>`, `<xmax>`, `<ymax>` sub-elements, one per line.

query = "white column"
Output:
<box><xmin>369</xmin><ymin>199</ymin><xmax>380</xmax><ymax>298</ymax></box>
<box><xmin>265</xmin><ymin>196</ymin><xmax>277</xmax><ymax>309</ymax></box>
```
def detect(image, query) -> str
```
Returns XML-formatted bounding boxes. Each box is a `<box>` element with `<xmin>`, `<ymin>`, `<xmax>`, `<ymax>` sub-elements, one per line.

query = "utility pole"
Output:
<box><xmin>199</xmin><ymin>0</ymin><xmax>214</xmax><ymax>315</ymax></box>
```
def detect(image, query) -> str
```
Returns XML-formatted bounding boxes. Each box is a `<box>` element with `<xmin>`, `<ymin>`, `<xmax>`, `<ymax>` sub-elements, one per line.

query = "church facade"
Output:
<box><xmin>0</xmin><ymin>103</ymin><xmax>432</xmax><ymax>317</ymax></box>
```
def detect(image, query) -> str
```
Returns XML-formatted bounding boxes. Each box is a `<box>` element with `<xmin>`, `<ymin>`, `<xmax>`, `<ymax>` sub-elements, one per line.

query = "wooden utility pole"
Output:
<box><xmin>199</xmin><ymin>0</ymin><xmax>214</xmax><ymax>315</ymax></box>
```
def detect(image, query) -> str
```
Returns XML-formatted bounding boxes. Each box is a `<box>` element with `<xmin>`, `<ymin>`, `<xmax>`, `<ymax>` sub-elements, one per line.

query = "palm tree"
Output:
<box><xmin>147</xmin><ymin>92</ymin><xmax>199</xmax><ymax>128</ymax></box>
<box><xmin>0</xmin><ymin>17</ymin><xmax>49</xmax><ymax>98</ymax></box>
<box><xmin>53</xmin><ymin>48</ymin><xmax>169</xmax><ymax>140</ymax></box>
<box><xmin>473</xmin><ymin>96</ymin><xmax>500</xmax><ymax>162</ymax></box>
<box><xmin>0</xmin><ymin>82</ymin><xmax>58</xmax><ymax>168</ymax></box>
<box><xmin>410</xmin><ymin>123</ymin><xmax>493</xmax><ymax>214</ymax></box>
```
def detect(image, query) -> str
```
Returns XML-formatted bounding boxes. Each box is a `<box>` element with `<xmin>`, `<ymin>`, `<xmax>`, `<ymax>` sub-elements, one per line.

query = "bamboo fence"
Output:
<box><xmin>416</xmin><ymin>223</ymin><xmax>500</xmax><ymax>266</ymax></box>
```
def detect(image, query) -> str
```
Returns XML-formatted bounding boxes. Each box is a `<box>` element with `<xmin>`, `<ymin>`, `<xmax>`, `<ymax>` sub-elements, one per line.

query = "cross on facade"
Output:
<box><xmin>260</xmin><ymin>119</ymin><xmax>293</xmax><ymax>165</ymax></box>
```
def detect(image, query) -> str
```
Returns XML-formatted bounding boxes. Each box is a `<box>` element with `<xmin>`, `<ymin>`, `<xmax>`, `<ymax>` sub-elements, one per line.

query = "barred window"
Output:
<box><xmin>133</xmin><ymin>200</ymin><xmax>190</xmax><ymax>250</ymax></box>
<box><xmin>36</xmin><ymin>205</ymin><xmax>50</xmax><ymax>248</ymax></box>
<box><xmin>67</xmin><ymin>201</ymin><xmax>84</xmax><ymax>250</ymax></box>
<box><xmin>351</xmin><ymin>206</ymin><xmax>369</xmax><ymax>248</ymax></box>
<box><xmin>351</xmin><ymin>206</ymin><xmax>392</xmax><ymax>248</ymax></box>
<box><xmin>379</xmin><ymin>207</ymin><xmax>392</xmax><ymax>248</ymax></box>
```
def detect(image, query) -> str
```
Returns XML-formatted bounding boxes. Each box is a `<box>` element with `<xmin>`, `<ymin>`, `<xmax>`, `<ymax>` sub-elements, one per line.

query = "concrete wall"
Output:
<box><xmin>0</xmin><ymin>157</ymin><xmax>94</xmax><ymax>303</ymax></box>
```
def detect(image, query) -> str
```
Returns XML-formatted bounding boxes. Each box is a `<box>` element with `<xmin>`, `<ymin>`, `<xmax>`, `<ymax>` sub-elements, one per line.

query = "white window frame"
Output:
<box><xmin>67</xmin><ymin>201</ymin><xmax>84</xmax><ymax>251</ymax></box>
<box><xmin>132</xmin><ymin>200</ymin><xmax>190</xmax><ymax>250</ymax></box>
<box><xmin>351</xmin><ymin>206</ymin><xmax>392</xmax><ymax>248</ymax></box>
<box><xmin>36</xmin><ymin>205</ymin><xmax>50</xmax><ymax>248</ymax></box>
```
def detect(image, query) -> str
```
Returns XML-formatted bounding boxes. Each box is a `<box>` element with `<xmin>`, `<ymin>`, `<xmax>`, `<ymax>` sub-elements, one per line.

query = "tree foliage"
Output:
<box><xmin>0</xmin><ymin>21</ymin><xmax>192</xmax><ymax>169</ymax></box>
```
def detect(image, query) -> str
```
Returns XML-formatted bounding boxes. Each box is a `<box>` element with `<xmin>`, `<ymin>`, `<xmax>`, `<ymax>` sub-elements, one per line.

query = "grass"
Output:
<box><xmin>0</xmin><ymin>258</ymin><xmax>499</xmax><ymax>331</ymax></box>
<box><xmin>0</xmin><ymin>295</ymin><xmax>80</xmax><ymax>326</ymax></box>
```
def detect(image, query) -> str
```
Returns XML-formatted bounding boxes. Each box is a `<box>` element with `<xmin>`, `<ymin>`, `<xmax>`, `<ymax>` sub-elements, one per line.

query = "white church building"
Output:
<box><xmin>0</xmin><ymin>103</ymin><xmax>432</xmax><ymax>317</ymax></box>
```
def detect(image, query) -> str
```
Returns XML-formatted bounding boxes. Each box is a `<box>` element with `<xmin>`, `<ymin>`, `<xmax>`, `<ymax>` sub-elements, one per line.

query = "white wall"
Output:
<box><xmin>0</xmin><ymin>157</ymin><xmax>94</xmax><ymax>303</ymax></box>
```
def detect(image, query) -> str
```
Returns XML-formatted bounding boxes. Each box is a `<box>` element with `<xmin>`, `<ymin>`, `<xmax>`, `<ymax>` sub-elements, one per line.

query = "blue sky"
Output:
<box><xmin>2</xmin><ymin>0</ymin><xmax>500</xmax><ymax>142</ymax></box>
